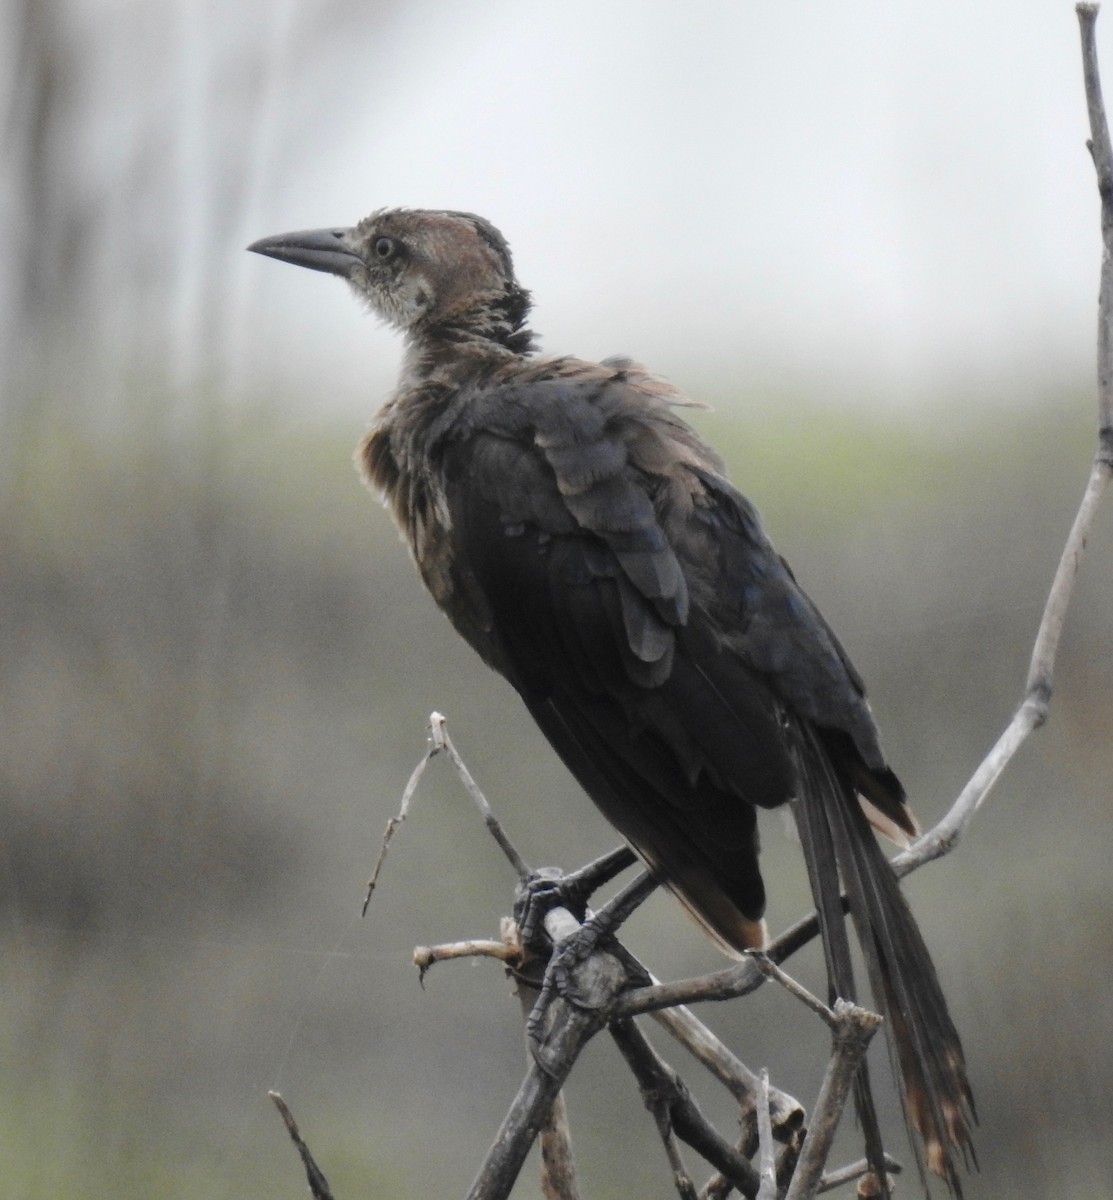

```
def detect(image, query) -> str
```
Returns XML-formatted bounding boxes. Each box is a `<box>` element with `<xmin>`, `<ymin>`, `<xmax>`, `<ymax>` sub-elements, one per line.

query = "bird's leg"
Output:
<box><xmin>513</xmin><ymin>845</ymin><xmax>637</xmax><ymax>949</ymax></box>
<box><xmin>523</xmin><ymin>869</ymin><xmax>659</xmax><ymax>1051</ymax></box>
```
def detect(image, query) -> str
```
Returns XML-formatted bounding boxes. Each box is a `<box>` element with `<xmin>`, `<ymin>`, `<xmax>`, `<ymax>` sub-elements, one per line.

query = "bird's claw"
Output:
<box><xmin>524</xmin><ymin>919</ymin><xmax>608</xmax><ymax>1054</ymax></box>
<box><xmin>514</xmin><ymin>866</ymin><xmax>591</xmax><ymax>951</ymax></box>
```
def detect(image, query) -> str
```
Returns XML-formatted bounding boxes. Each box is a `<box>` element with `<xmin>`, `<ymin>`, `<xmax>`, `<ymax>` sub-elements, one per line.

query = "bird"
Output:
<box><xmin>248</xmin><ymin>208</ymin><xmax>975</xmax><ymax>1193</ymax></box>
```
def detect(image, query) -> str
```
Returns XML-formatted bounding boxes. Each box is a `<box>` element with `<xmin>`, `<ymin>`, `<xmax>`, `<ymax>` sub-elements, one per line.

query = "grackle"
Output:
<box><xmin>249</xmin><ymin>210</ymin><xmax>975</xmax><ymax>1194</ymax></box>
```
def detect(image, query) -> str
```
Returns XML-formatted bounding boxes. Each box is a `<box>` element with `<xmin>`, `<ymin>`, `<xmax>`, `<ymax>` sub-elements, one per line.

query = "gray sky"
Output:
<box><xmin>8</xmin><ymin>1</ymin><xmax>1106</xmax><ymax>419</ymax></box>
<box><xmin>232</xmin><ymin>0</ymin><xmax>1103</xmax><ymax>416</ymax></box>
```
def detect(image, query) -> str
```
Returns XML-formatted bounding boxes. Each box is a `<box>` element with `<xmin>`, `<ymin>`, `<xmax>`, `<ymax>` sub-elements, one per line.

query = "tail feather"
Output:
<box><xmin>789</xmin><ymin>721</ymin><xmax>976</xmax><ymax>1196</ymax></box>
<box><xmin>791</xmin><ymin>725</ymin><xmax>893</xmax><ymax>1197</ymax></box>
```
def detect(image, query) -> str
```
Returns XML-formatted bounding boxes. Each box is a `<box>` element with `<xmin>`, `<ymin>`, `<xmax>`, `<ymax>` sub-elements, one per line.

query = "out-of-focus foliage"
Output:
<box><xmin>2</xmin><ymin>390</ymin><xmax>1110</xmax><ymax>1199</ymax></box>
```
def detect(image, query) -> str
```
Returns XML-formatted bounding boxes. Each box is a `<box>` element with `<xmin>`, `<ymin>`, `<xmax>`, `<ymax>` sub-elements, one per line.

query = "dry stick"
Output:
<box><xmin>430</xmin><ymin>711</ymin><xmax>532</xmax><ymax>880</ymax></box>
<box><xmin>381</xmin><ymin>717</ymin><xmax>585</xmax><ymax>1200</ymax></box>
<box><xmin>816</xmin><ymin>1155</ymin><xmax>901</xmax><ymax>1196</ymax></box>
<box><xmin>413</xmin><ymin>935</ymin><xmax>520</xmax><ymax>985</ymax></box>
<box><xmin>1078</xmin><ymin>3</ymin><xmax>1113</xmax><ymax>436</ymax></box>
<box><xmin>362</xmin><ymin>731</ymin><xmax>436</xmax><ymax>914</ymax></box>
<box><xmin>610</xmin><ymin>1017</ymin><xmax>761</xmax><ymax>1200</ymax></box>
<box><xmin>617</xmin><ymin>1032</ymin><xmax>704</xmax><ymax>1200</ymax></box>
<box><xmin>397</xmin><ymin>723</ymin><xmax>772</xmax><ymax>1200</ymax></box>
<box><xmin>465</xmin><ymin>945</ymin><xmax>629</xmax><ymax>1200</ymax></box>
<box><xmin>752</xmin><ymin>956</ymin><xmax>890</xmax><ymax>1200</ymax></box>
<box><xmin>269</xmin><ymin>1092</ymin><xmax>337</xmax><ymax>1200</ymax></box>
<box><xmin>365</xmin><ymin>713</ymin><xmax>532</xmax><ymax>917</ymax></box>
<box><xmin>755</xmin><ymin>1070</ymin><xmax>778</xmax><ymax>1200</ymax></box>
<box><xmin>412</xmin><ymin>924</ymin><xmax>788</xmax><ymax>1200</ymax></box>
<box><xmin>513</xmin><ymin>936</ymin><xmax>582</xmax><ymax>1200</ymax></box>
<box><xmin>651</xmin><ymin>1000</ymin><xmax>805</xmax><ymax>1143</ymax></box>
<box><xmin>782</xmin><ymin>1001</ymin><xmax>884</xmax><ymax>1200</ymax></box>
<box><xmin>538</xmin><ymin>1090</ymin><xmax>581</xmax><ymax>1200</ymax></box>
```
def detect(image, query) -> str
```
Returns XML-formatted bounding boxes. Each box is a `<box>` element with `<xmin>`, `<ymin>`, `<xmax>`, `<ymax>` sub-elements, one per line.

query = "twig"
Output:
<box><xmin>361</xmin><ymin>729</ymin><xmax>436</xmax><ymax>914</ymax></box>
<box><xmin>610</xmin><ymin>1017</ymin><xmax>761</xmax><ymax>1200</ymax></box>
<box><xmin>750</xmin><ymin>958</ymin><xmax>891</xmax><ymax>1197</ymax></box>
<box><xmin>538</xmin><ymin>1090</ymin><xmax>581</xmax><ymax>1200</ymax></box>
<box><xmin>401</xmin><ymin>727</ymin><xmax>804</xmax><ymax>1158</ymax></box>
<box><xmin>749</xmin><ymin>953</ymin><xmax>845</xmax><ymax>1028</ymax></box>
<box><xmin>1079</xmin><ymin>2</ymin><xmax>1113</xmax><ymax>435</ymax></box>
<box><xmin>430</xmin><ymin>712</ymin><xmax>531</xmax><ymax>880</ymax></box>
<box><xmin>754</xmin><ymin>1070</ymin><xmax>777</xmax><ymax>1200</ymax></box>
<box><xmin>816</xmin><ymin>1154</ymin><xmax>901</xmax><ymax>1195</ymax></box>
<box><xmin>651</xmin><ymin>1000</ymin><xmax>805</xmax><ymax>1144</ymax></box>
<box><xmin>364</xmin><ymin>712</ymin><xmax>533</xmax><ymax>916</ymax></box>
<box><xmin>783</xmin><ymin>1001</ymin><xmax>883</xmax><ymax>1200</ymax></box>
<box><xmin>513</xmin><ymin>935</ymin><xmax>583</xmax><ymax>1200</ymax></box>
<box><xmin>609</xmin><ymin>955</ymin><xmax>764</xmax><ymax>1019</ymax></box>
<box><xmin>465</xmin><ymin>946</ymin><xmax>628</xmax><ymax>1200</ymax></box>
<box><xmin>269</xmin><ymin>1091</ymin><xmax>336</xmax><ymax>1200</ymax></box>
<box><xmin>413</xmin><ymin>930</ymin><xmax>521</xmax><ymax>985</ymax></box>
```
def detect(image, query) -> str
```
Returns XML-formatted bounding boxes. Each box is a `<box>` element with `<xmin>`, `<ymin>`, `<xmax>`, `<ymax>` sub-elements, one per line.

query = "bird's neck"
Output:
<box><xmin>399</xmin><ymin>313</ymin><xmax>536</xmax><ymax>392</ymax></box>
<box><xmin>409</xmin><ymin>283</ymin><xmax>536</xmax><ymax>365</ymax></box>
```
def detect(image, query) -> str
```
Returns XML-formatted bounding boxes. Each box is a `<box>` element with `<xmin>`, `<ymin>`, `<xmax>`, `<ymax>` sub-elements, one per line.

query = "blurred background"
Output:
<box><xmin>2</xmin><ymin>1</ymin><xmax>1111</xmax><ymax>1196</ymax></box>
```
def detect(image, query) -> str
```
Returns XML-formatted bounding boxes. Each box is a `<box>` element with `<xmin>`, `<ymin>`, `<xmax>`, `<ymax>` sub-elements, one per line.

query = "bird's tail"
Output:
<box><xmin>789</xmin><ymin>722</ymin><xmax>977</xmax><ymax>1197</ymax></box>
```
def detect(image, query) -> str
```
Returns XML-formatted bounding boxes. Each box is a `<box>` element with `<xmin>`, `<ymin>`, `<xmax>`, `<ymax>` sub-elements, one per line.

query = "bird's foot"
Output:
<box><xmin>523</xmin><ymin>920</ymin><xmax>611</xmax><ymax>1047</ymax></box>
<box><xmin>521</xmin><ymin>867</ymin><xmax>658</xmax><ymax>1055</ymax></box>
<box><xmin>513</xmin><ymin>846</ymin><xmax>637</xmax><ymax>950</ymax></box>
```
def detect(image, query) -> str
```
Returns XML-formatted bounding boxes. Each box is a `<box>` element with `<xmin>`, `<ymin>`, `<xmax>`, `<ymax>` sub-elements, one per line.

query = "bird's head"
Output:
<box><xmin>248</xmin><ymin>208</ymin><xmax>534</xmax><ymax>351</ymax></box>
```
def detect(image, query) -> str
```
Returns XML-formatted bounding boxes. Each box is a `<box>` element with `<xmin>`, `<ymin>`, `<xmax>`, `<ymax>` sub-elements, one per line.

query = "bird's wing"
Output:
<box><xmin>683</xmin><ymin>467</ymin><xmax>914</xmax><ymax>838</ymax></box>
<box><xmin>458</xmin><ymin>363</ymin><xmax>904</xmax><ymax>806</ymax></box>
<box><xmin>428</xmin><ymin>360</ymin><xmax>906</xmax><ymax>942</ymax></box>
<box><xmin>431</xmin><ymin>364</ymin><xmax>789</xmax><ymax>948</ymax></box>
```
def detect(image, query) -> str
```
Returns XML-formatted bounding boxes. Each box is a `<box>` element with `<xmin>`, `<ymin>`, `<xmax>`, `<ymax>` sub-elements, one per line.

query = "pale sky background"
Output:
<box><xmin>4</xmin><ymin>0</ymin><xmax>1107</xmax><ymax>420</ymax></box>
<box><xmin>226</xmin><ymin>0</ymin><xmax>1105</xmax><ymax>417</ymax></box>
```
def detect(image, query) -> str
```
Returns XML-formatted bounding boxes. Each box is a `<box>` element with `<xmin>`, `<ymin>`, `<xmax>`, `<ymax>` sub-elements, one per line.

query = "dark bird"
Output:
<box><xmin>249</xmin><ymin>209</ymin><xmax>975</xmax><ymax>1192</ymax></box>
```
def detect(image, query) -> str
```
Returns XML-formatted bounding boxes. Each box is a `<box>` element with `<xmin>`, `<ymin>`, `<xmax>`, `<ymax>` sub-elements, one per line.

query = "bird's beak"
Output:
<box><xmin>246</xmin><ymin>227</ymin><xmax>363</xmax><ymax>278</ymax></box>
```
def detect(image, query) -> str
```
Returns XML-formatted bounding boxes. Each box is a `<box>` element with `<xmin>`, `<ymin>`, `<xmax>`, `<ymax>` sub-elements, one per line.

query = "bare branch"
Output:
<box><xmin>783</xmin><ymin>1002</ymin><xmax>884</xmax><ymax>1200</ymax></box>
<box><xmin>651</xmin><ymin>1001</ymin><xmax>805</xmax><ymax>1143</ymax></box>
<box><xmin>513</xmin><ymin>942</ymin><xmax>583</xmax><ymax>1200</ymax></box>
<box><xmin>754</xmin><ymin>1070</ymin><xmax>777</xmax><ymax>1200</ymax></box>
<box><xmin>362</xmin><ymin>727</ymin><xmax>436</xmax><ymax>914</ymax></box>
<box><xmin>538</xmin><ymin>1090</ymin><xmax>581</xmax><ymax>1200</ymax></box>
<box><xmin>466</xmin><ymin>947</ymin><xmax>628</xmax><ymax>1200</ymax></box>
<box><xmin>816</xmin><ymin>1155</ymin><xmax>902</xmax><ymax>1195</ymax></box>
<box><xmin>430</xmin><ymin>712</ymin><xmax>532</xmax><ymax>880</ymax></box>
<box><xmin>750</xmin><ymin>953</ymin><xmax>845</xmax><ymax>1028</ymax></box>
<box><xmin>413</xmin><ymin>931</ymin><xmax>521</xmax><ymax>984</ymax></box>
<box><xmin>364</xmin><ymin>711</ymin><xmax>533</xmax><ymax>915</ymax></box>
<box><xmin>610</xmin><ymin>1017</ymin><xmax>761</xmax><ymax>1199</ymax></box>
<box><xmin>1078</xmin><ymin>2</ymin><xmax>1113</xmax><ymax>434</ymax></box>
<box><xmin>610</xmin><ymin>958</ymin><xmax>760</xmax><ymax>1019</ymax></box>
<box><xmin>269</xmin><ymin>1092</ymin><xmax>337</xmax><ymax>1200</ymax></box>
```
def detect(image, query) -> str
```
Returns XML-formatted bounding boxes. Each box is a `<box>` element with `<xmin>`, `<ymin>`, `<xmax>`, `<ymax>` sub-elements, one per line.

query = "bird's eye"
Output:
<box><xmin>373</xmin><ymin>236</ymin><xmax>396</xmax><ymax>261</ymax></box>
